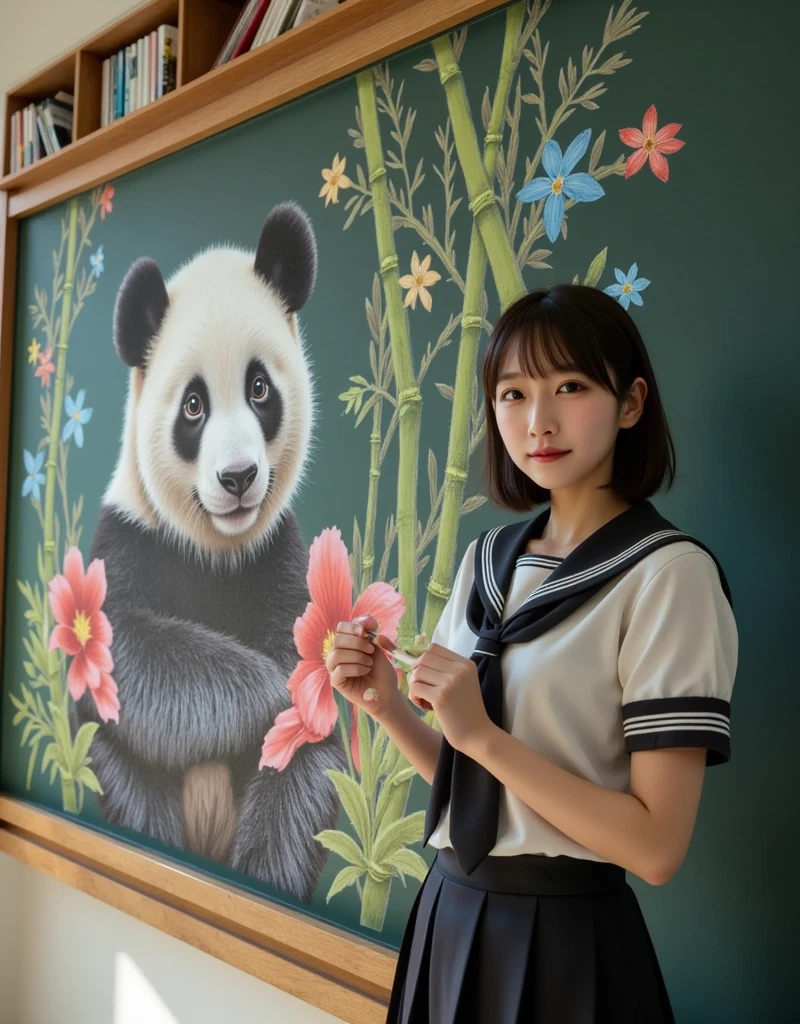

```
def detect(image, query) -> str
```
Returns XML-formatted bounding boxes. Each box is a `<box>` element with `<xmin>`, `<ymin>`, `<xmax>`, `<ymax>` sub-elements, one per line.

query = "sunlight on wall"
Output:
<box><xmin>114</xmin><ymin>951</ymin><xmax>181</xmax><ymax>1024</ymax></box>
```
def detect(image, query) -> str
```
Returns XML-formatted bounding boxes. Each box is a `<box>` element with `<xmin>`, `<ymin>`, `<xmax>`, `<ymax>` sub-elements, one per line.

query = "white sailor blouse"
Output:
<box><xmin>424</xmin><ymin>503</ymin><xmax>738</xmax><ymax>864</ymax></box>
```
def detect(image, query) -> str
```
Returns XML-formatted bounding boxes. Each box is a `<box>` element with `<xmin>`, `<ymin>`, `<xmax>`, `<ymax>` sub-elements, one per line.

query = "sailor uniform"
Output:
<box><xmin>386</xmin><ymin>500</ymin><xmax>738</xmax><ymax>1024</ymax></box>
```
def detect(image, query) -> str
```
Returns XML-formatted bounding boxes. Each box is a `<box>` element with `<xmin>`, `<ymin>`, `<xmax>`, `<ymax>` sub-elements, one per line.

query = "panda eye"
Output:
<box><xmin>184</xmin><ymin>393</ymin><xmax>203</xmax><ymax>420</ymax></box>
<box><xmin>251</xmin><ymin>374</ymin><xmax>269</xmax><ymax>403</ymax></box>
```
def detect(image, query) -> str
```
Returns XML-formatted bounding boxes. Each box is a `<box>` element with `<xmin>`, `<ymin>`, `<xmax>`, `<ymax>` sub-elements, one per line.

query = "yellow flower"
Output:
<box><xmin>319</xmin><ymin>153</ymin><xmax>353</xmax><ymax>206</ymax></box>
<box><xmin>28</xmin><ymin>338</ymin><xmax>41</xmax><ymax>365</ymax></box>
<box><xmin>399</xmin><ymin>251</ymin><xmax>442</xmax><ymax>312</ymax></box>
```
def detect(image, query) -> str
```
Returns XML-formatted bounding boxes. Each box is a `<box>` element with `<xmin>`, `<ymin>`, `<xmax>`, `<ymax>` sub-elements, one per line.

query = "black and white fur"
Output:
<box><xmin>74</xmin><ymin>202</ymin><xmax>346</xmax><ymax>903</ymax></box>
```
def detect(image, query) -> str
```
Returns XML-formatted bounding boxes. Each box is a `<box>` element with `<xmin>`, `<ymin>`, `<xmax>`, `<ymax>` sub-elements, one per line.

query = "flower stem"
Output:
<box><xmin>357</xmin><ymin>67</ymin><xmax>421</xmax><ymax>647</ymax></box>
<box><xmin>360</xmin><ymin>400</ymin><xmax>382</xmax><ymax>591</ymax></box>
<box><xmin>422</xmin><ymin>4</ymin><xmax>525</xmax><ymax>638</ymax></box>
<box><xmin>431</xmin><ymin>34</ymin><xmax>526</xmax><ymax>312</ymax></box>
<box><xmin>360</xmin><ymin>873</ymin><xmax>391</xmax><ymax>930</ymax></box>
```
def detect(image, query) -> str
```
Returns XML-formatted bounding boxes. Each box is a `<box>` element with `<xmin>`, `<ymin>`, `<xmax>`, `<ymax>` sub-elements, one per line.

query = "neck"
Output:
<box><xmin>542</xmin><ymin>487</ymin><xmax>632</xmax><ymax>553</ymax></box>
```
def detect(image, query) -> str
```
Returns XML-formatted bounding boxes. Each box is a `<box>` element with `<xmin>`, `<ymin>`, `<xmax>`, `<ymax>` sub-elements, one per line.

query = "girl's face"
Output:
<box><xmin>492</xmin><ymin>343</ymin><xmax>646</xmax><ymax>498</ymax></box>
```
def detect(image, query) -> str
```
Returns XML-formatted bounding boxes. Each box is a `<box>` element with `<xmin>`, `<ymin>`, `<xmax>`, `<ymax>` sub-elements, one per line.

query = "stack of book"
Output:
<box><xmin>8</xmin><ymin>92</ymin><xmax>73</xmax><ymax>172</ymax></box>
<box><xmin>213</xmin><ymin>0</ymin><xmax>341</xmax><ymax>69</ymax></box>
<box><xmin>100</xmin><ymin>24</ymin><xmax>178</xmax><ymax>127</ymax></box>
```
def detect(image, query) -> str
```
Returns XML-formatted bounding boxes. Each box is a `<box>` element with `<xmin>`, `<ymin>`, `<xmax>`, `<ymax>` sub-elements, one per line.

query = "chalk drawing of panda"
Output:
<box><xmin>73</xmin><ymin>201</ymin><xmax>348</xmax><ymax>903</ymax></box>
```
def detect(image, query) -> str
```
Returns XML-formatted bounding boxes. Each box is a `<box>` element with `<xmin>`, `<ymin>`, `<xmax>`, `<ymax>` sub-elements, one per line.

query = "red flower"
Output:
<box><xmin>619</xmin><ymin>105</ymin><xmax>684</xmax><ymax>183</ymax></box>
<box><xmin>48</xmin><ymin>547</ymin><xmax>120</xmax><ymax>724</ymax></box>
<box><xmin>34</xmin><ymin>346</ymin><xmax>55</xmax><ymax>388</ymax></box>
<box><xmin>260</xmin><ymin>527</ymin><xmax>405</xmax><ymax>773</ymax></box>
<box><xmin>100</xmin><ymin>184</ymin><xmax>115</xmax><ymax>220</ymax></box>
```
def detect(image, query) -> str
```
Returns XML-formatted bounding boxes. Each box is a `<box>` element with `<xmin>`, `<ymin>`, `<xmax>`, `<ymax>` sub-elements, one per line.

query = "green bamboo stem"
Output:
<box><xmin>431</xmin><ymin>34</ymin><xmax>526</xmax><ymax>312</ymax></box>
<box><xmin>422</xmin><ymin>5</ymin><xmax>525</xmax><ymax>639</ymax></box>
<box><xmin>360</xmin><ymin>404</ymin><xmax>382</xmax><ymax>591</ymax></box>
<box><xmin>42</xmin><ymin>197</ymin><xmax>80</xmax><ymax>814</ymax></box>
<box><xmin>357</xmin><ymin>68</ymin><xmax>421</xmax><ymax>647</ymax></box>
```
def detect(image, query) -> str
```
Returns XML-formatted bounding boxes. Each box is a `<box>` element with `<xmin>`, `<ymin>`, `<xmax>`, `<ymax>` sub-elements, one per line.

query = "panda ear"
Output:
<box><xmin>254</xmin><ymin>201</ymin><xmax>317</xmax><ymax>314</ymax></box>
<box><xmin>113</xmin><ymin>257</ymin><xmax>169</xmax><ymax>369</ymax></box>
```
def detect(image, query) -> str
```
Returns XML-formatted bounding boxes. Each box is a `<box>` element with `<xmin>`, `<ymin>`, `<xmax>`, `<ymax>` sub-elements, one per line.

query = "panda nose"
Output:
<box><xmin>218</xmin><ymin>463</ymin><xmax>258</xmax><ymax>498</ymax></box>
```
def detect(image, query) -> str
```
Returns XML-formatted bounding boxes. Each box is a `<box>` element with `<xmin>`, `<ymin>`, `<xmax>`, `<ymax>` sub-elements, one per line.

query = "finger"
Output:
<box><xmin>350</xmin><ymin>615</ymin><xmax>378</xmax><ymax>634</ymax></box>
<box><xmin>326</xmin><ymin>649</ymin><xmax>373</xmax><ymax>673</ymax></box>
<box><xmin>414</xmin><ymin>648</ymin><xmax>452</xmax><ymax>672</ymax></box>
<box><xmin>331</xmin><ymin>664</ymin><xmax>372</xmax><ymax>688</ymax></box>
<box><xmin>336</xmin><ymin>620</ymin><xmax>364</xmax><ymax>636</ymax></box>
<box><xmin>333</xmin><ymin>632</ymin><xmax>375</xmax><ymax>653</ymax></box>
<box><xmin>424</xmin><ymin>643</ymin><xmax>460</xmax><ymax>662</ymax></box>
<box><xmin>408</xmin><ymin>663</ymin><xmax>444</xmax><ymax>687</ymax></box>
<box><xmin>408</xmin><ymin>679</ymin><xmax>435</xmax><ymax>711</ymax></box>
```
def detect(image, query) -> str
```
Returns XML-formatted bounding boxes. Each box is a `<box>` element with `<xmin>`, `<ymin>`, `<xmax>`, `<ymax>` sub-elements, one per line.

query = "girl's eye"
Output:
<box><xmin>500</xmin><ymin>388</ymin><xmax>524</xmax><ymax>401</ymax></box>
<box><xmin>251</xmin><ymin>374</ymin><xmax>269</xmax><ymax>403</ymax></box>
<box><xmin>184</xmin><ymin>394</ymin><xmax>203</xmax><ymax>419</ymax></box>
<box><xmin>557</xmin><ymin>381</ymin><xmax>584</xmax><ymax>394</ymax></box>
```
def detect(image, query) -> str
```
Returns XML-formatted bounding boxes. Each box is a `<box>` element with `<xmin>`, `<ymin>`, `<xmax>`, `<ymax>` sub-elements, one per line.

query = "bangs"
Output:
<box><xmin>484</xmin><ymin>294</ymin><xmax>621</xmax><ymax>401</ymax></box>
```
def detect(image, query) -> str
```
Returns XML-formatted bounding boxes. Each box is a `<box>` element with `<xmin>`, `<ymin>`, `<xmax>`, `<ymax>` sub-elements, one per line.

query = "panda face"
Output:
<box><xmin>107</xmin><ymin>203</ymin><xmax>318</xmax><ymax>561</ymax></box>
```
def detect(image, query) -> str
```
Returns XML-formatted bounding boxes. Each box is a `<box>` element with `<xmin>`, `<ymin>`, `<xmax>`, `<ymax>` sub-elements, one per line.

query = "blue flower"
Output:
<box><xmin>62</xmin><ymin>390</ymin><xmax>93</xmax><ymax>448</ymax></box>
<box><xmin>603</xmin><ymin>264</ymin><xmax>651</xmax><ymax>310</ymax></box>
<box><xmin>21</xmin><ymin>449</ymin><xmax>45</xmax><ymax>502</ymax></box>
<box><xmin>516</xmin><ymin>129</ymin><xmax>605</xmax><ymax>243</ymax></box>
<box><xmin>90</xmin><ymin>245</ymin><xmax>104</xmax><ymax>279</ymax></box>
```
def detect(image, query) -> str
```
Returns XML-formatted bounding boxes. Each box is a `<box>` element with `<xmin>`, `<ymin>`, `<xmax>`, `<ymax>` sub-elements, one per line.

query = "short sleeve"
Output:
<box><xmin>619</xmin><ymin>550</ymin><xmax>738</xmax><ymax>766</ymax></box>
<box><xmin>428</xmin><ymin>539</ymin><xmax>476</xmax><ymax>649</ymax></box>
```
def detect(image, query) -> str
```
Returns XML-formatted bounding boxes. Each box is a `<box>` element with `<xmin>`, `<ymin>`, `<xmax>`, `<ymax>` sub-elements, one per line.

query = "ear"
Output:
<box><xmin>253</xmin><ymin>201</ymin><xmax>317</xmax><ymax>314</ymax></box>
<box><xmin>113</xmin><ymin>257</ymin><xmax>169</xmax><ymax>369</ymax></box>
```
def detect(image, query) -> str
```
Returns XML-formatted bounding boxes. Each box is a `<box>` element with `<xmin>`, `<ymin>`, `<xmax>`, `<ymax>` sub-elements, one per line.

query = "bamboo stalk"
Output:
<box><xmin>356</xmin><ymin>67</ymin><xmax>421</xmax><ymax>647</ymax></box>
<box><xmin>422</xmin><ymin>4</ymin><xmax>525</xmax><ymax>638</ymax></box>
<box><xmin>360</xmin><ymin>407</ymin><xmax>382</xmax><ymax>591</ymax></box>
<box><xmin>431</xmin><ymin>33</ymin><xmax>526</xmax><ymax>311</ymax></box>
<box><xmin>42</xmin><ymin>196</ymin><xmax>80</xmax><ymax>814</ymax></box>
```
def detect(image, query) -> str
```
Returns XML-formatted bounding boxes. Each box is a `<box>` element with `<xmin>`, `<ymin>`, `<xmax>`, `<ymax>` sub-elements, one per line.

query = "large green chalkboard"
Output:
<box><xmin>2</xmin><ymin>1</ymin><xmax>796</xmax><ymax>1019</ymax></box>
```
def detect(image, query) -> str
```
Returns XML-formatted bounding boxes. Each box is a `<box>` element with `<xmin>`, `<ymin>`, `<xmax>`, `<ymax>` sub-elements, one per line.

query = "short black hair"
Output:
<box><xmin>482</xmin><ymin>284</ymin><xmax>676</xmax><ymax>512</ymax></box>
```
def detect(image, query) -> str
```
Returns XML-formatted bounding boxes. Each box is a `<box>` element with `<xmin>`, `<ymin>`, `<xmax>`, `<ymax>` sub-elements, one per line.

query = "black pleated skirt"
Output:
<box><xmin>386</xmin><ymin>846</ymin><xmax>675</xmax><ymax>1024</ymax></box>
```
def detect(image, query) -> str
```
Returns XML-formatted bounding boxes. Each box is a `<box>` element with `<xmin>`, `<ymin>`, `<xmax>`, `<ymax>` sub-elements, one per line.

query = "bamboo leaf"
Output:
<box><xmin>75</xmin><ymin>766</ymin><xmax>102</xmax><ymax>793</ymax></box>
<box><xmin>427</xmin><ymin>450</ymin><xmax>438</xmax><ymax>510</ymax></box>
<box><xmin>373</xmin><ymin>810</ymin><xmax>425</xmax><ymax>862</ymax></box>
<box><xmin>526</xmin><ymin>249</ymin><xmax>552</xmax><ymax>270</ymax></box>
<box><xmin>324</xmin><ymin>768</ymin><xmax>372</xmax><ymax>848</ymax></box>
<box><xmin>387</xmin><ymin>848</ymin><xmax>429</xmax><ymax>883</ymax></box>
<box><xmin>315</xmin><ymin>829</ymin><xmax>368</xmax><ymax>868</ymax></box>
<box><xmin>481</xmin><ymin>86</ymin><xmax>491</xmax><ymax>132</ymax></box>
<box><xmin>582</xmin><ymin>247</ymin><xmax>608</xmax><ymax>288</ymax></box>
<box><xmin>589</xmin><ymin>129</ymin><xmax>606</xmax><ymax>174</ymax></box>
<box><xmin>326</xmin><ymin>865</ymin><xmax>365</xmax><ymax>902</ymax></box>
<box><xmin>460</xmin><ymin>494</ymin><xmax>487</xmax><ymax>515</ymax></box>
<box><xmin>452</xmin><ymin>27</ymin><xmax>467</xmax><ymax>62</ymax></box>
<box><xmin>435</xmin><ymin>382</ymin><xmax>454</xmax><ymax>402</ymax></box>
<box><xmin>558</xmin><ymin>67</ymin><xmax>569</xmax><ymax>103</ymax></box>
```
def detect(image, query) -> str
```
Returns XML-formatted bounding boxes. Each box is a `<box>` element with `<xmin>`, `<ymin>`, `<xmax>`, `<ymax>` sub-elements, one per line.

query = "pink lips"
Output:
<box><xmin>530</xmin><ymin>450</ymin><xmax>570</xmax><ymax>462</ymax></box>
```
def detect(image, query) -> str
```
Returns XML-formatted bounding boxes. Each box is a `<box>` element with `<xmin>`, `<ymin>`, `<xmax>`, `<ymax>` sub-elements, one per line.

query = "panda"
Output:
<box><xmin>73</xmin><ymin>201</ymin><xmax>347</xmax><ymax>904</ymax></box>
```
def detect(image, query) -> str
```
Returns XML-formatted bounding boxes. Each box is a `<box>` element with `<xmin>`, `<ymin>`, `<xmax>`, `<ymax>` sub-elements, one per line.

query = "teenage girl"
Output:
<box><xmin>326</xmin><ymin>284</ymin><xmax>738</xmax><ymax>1024</ymax></box>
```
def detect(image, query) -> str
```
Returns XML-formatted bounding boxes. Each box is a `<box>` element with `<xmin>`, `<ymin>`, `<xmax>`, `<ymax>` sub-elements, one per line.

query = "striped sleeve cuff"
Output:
<box><xmin>621</xmin><ymin>696</ymin><xmax>731</xmax><ymax>766</ymax></box>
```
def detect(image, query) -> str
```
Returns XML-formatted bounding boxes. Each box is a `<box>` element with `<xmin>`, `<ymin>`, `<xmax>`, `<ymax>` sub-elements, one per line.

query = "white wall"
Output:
<box><xmin>0</xmin><ymin>5</ymin><xmax>347</xmax><ymax>1020</ymax></box>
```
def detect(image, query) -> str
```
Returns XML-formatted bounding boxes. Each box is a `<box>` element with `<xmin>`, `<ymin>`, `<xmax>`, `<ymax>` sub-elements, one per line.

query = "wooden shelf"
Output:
<box><xmin>1</xmin><ymin>0</ymin><xmax>509</xmax><ymax>219</ymax></box>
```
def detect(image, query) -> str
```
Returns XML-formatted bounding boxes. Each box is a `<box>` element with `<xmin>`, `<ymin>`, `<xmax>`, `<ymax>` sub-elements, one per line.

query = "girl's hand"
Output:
<box><xmin>326</xmin><ymin>615</ymin><xmax>404</xmax><ymax>721</ymax></box>
<box><xmin>407</xmin><ymin>643</ymin><xmax>493</xmax><ymax>757</ymax></box>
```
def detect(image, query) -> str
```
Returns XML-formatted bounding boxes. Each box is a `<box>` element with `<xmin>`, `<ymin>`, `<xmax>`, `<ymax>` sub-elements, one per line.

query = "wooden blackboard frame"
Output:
<box><xmin>0</xmin><ymin>1</ymin><xmax>511</xmax><ymax>1019</ymax></box>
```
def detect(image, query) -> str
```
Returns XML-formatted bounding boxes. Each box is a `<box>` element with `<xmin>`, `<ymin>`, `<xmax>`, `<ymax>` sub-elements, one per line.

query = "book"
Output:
<box><xmin>291</xmin><ymin>0</ymin><xmax>339</xmax><ymax>27</ymax></box>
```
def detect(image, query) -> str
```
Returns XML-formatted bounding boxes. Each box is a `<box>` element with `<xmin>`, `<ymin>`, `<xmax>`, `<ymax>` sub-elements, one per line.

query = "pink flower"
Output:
<box><xmin>100</xmin><ymin>184</ymin><xmax>114</xmax><ymax>220</ymax></box>
<box><xmin>48</xmin><ymin>546</ymin><xmax>120</xmax><ymax>724</ymax></box>
<box><xmin>619</xmin><ymin>105</ymin><xmax>685</xmax><ymax>183</ymax></box>
<box><xmin>34</xmin><ymin>347</ymin><xmax>55</xmax><ymax>388</ymax></box>
<box><xmin>260</xmin><ymin>527</ymin><xmax>405</xmax><ymax>773</ymax></box>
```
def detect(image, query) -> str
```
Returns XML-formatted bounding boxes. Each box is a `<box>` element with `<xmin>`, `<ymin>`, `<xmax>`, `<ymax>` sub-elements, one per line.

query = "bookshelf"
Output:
<box><xmin>0</xmin><ymin>0</ymin><xmax>508</xmax><ymax>1021</ymax></box>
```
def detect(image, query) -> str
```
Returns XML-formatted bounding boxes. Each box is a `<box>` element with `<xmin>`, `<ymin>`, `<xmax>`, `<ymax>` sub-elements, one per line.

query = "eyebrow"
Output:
<box><xmin>496</xmin><ymin>363</ymin><xmax>583</xmax><ymax>383</ymax></box>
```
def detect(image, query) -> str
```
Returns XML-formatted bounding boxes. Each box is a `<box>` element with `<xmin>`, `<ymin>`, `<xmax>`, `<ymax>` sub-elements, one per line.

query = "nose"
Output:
<box><xmin>218</xmin><ymin>463</ymin><xmax>258</xmax><ymax>498</ymax></box>
<box><xmin>527</xmin><ymin>397</ymin><xmax>555</xmax><ymax>437</ymax></box>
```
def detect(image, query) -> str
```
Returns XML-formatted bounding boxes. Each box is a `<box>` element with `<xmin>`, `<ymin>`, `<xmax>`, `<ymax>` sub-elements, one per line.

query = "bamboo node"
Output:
<box><xmin>369</xmin><ymin>469</ymin><xmax>380</xmax><ymax>479</ymax></box>
<box><xmin>461</xmin><ymin>314</ymin><xmax>483</xmax><ymax>330</ymax></box>
<box><xmin>380</xmin><ymin>254</ymin><xmax>399</xmax><ymax>274</ymax></box>
<box><xmin>444</xmin><ymin>467</ymin><xmax>468</xmax><ymax>482</ymax></box>
<box><xmin>484</xmin><ymin>133</ymin><xmax>503</xmax><ymax>144</ymax></box>
<box><xmin>369</xmin><ymin>166</ymin><xmax>387</xmax><ymax>183</ymax></box>
<box><xmin>438</xmin><ymin>62</ymin><xmax>460</xmax><ymax>86</ymax></box>
<box><xmin>44</xmin><ymin>541</ymin><xmax>55</xmax><ymax>553</ymax></box>
<box><xmin>369</xmin><ymin>432</ymin><xmax>381</xmax><ymax>443</ymax></box>
<box><xmin>361</xmin><ymin>555</ymin><xmax>375</xmax><ymax>569</ymax></box>
<box><xmin>397</xmin><ymin>387</ymin><xmax>422</xmax><ymax>407</ymax></box>
<box><xmin>427</xmin><ymin>579</ymin><xmax>451</xmax><ymax>600</ymax></box>
<box><xmin>469</xmin><ymin>189</ymin><xmax>498</xmax><ymax>216</ymax></box>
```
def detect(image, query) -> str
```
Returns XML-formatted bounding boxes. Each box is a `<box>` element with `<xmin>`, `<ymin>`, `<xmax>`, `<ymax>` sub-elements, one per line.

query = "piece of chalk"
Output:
<box><xmin>363</xmin><ymin>687</ymin><xmax>379</xmax><ymax>702</ymax></box>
